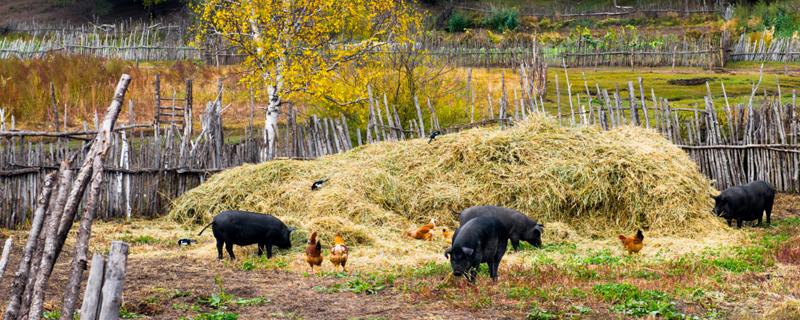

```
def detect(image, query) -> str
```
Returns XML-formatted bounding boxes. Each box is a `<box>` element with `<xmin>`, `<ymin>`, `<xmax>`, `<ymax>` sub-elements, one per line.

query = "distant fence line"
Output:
<box><xmin>0</xmin><ymin>18</ymin><xmax>742</xmax><ymax>69</ymax></box>
<box><xmin>452</xmin><ymin>0</ymin><xmax>725</xmax><ymax>18</ymax></box>
<box><xmin>4</xmin><ymin>18</ymin><xmax>800</xmax><ymax>67</ymax></box>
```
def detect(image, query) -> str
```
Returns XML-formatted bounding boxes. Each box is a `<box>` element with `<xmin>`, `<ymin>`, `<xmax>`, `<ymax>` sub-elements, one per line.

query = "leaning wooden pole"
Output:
<box><xmin>59</xmin><ymin>74</ymin><xmax>132</xmax><ymax>320</ymax></box>
<box><xmin>27</xmin><ymin>159</ymin><xmax>74</xmax><ymax>320</ymax></box>
<box><xmin>3</xmin><ymin>172</ymin><xmax>56</xmax><ymax>320</ymax></box>
<box><xmin>0</xmin><ymin>238</ymin><xmax>12</xmax><ymax>281</ymax></box>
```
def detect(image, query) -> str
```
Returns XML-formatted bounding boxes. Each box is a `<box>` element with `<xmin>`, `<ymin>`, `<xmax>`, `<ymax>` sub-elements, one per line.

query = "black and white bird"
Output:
<box><xmin>177</xmin><ymin>238</ymin><xmax>197</xmax><ymax>246</ymax></box>
<box><xmin>428</xmin><ymin>130</ymin><xmax>442</xmax><ymax>144</ymax></box>
<box><xmin>311</xmin><ymin>178</ymin><xmax>329</xmax><ymax>191</ymax></box>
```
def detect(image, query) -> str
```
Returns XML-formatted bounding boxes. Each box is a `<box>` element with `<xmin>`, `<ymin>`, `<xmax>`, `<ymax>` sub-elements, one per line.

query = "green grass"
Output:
<box><xmin>314</xmin><ymin>273</ymin><xmax>396</xmax><ymax>295</ymax></box>
<box><xmin>592</xmin><ymin>283</ymin><xmax>684</xmax><ymax>319</ymax></box>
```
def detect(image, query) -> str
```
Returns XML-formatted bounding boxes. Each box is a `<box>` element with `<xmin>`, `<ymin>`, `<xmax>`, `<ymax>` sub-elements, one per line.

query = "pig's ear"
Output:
<box><xmin>461</xmin><ymin>247</ymin><xmax>474</xmax><ymax>256</ymax></box>
<box><xmin>444</xmin><ymin>248</ymin><xmax>451</xmax><ymax>259</ymax></box>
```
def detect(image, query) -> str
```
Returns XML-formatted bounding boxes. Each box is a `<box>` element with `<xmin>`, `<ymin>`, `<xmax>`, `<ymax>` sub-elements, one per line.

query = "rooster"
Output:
<box><xmin>441</xmin><ymin>227</ymin><xmax>453</xmax><ymax>244</ymax></box>
<box><xmin>406</xmin><ymin>218</ymin><xmax>436</xmax><ymax>241</ymax></box>
<box><xmin>305</xmin><ymin>231</ymin><xmax>323</xmax><ymax>273</ymax></box>
<box><xmin>618</xmin><ymin>230</ymin><xmax>644</xmax><ymax>254</ymax></box>
<box><xmin>329</xmin><ymin>233</ymin><xmax>349</xmax><ymax>272</ymax></box>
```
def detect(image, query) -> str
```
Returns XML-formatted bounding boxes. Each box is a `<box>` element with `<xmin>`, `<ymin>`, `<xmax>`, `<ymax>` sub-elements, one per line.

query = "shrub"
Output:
<box><xmin>446</xmin><ymin>11</ymin><xmax>473</xmax><ymax>32</ymax></box>
<box><xmin>483</xmin><ymin>7</ymin><xmax>519</xmax><ymax>32</ymax></box>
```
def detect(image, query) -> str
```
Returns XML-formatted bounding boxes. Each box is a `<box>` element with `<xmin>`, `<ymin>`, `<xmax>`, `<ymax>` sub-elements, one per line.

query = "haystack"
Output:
<box><xmin>169</xmin><ymin>115</ymin><xmax>724</xmax><ymax>247</ymax></box>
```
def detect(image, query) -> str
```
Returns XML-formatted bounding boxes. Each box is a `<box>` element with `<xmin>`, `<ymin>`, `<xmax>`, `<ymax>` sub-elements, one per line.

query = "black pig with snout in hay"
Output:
<box><xmin>712</xmin><ymin>180</ymin><xmax>775</xmax><ymax>228</ymax></box>
<box><xmin>445</xmin><ymin>216</ymin><xmax>510</xmax><ymax>282</ymax></box>
<box><xmin>199</xmin><ymin>210</ymin><xmax>295</xmax><ymax>260</ymax></box>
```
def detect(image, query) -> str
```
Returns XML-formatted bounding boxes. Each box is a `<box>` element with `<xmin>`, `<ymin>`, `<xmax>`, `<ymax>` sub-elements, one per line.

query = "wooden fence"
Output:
<box><xmin>0</xmin><ymin>19</ymin><xmax>727</xmax><ymax>68</ymax></box>
<box><xmin>1</xmin><ymin>67</ymin><xmax>798</xmax><ymax>230</ymax></box>
<box><xmin>453</xmin><ymin>0</ymin><xmax>726</xmax><ymax>18</ymax></box>
<box><xmin>548</xmin><ymin>68</ymin><xmax>799</xmax><ymax>193</ymax></box>
<box><xmin>729</xmin><ymin>33</ymin><xmax>800</xmax><ymax>63</ymax></box>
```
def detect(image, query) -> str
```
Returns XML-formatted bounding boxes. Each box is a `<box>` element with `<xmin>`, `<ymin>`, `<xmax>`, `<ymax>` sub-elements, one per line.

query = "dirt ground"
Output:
<box><xmin>1</xmin><ymin>194</ymin><xmax>800</xmax><ymax>319</ymax></box>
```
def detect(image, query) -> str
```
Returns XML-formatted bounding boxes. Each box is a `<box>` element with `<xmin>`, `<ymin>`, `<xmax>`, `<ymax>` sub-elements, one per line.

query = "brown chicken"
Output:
<box><xmin>406</xmin><ymin>218</ymin><xmax>436</xmax><ymax>241</ymax></box>
<box><xmin>441</xmin><ymin>227</ymin><xmax>453</xmax><ymax>244</ymax></box>
<box><xmin>329</xmin><ymin>234</ymin><xmax>349</xmax><ymax>272</ymax></box>
<box><xmin>619</xmin><ymin>230</ymin><xmax>644</xmax><ymax>254</ymax></box>
<box><xmin>305</xmin><ymin>231</ymin><xmax>323</xmax><ymax>273</ymax></box>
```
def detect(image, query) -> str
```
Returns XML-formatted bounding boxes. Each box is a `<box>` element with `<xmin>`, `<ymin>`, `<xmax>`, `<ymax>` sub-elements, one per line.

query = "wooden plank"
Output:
<box><xmin>79</xmin><ymin>254</ymin><xmax>105</xmax><ymax>320</ymax></box>
<box><xmin>98</xmin><ymin>241</ymin><xmax>129</xmax><ymax>320</ymax></box>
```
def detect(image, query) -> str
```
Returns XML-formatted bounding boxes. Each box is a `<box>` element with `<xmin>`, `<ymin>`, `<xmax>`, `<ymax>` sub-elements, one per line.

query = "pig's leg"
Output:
<box><xmin>510</xmin><ymin>237</ymin><xmax>520</xmax><ymax>251</ymax></box>
<box><xmin>488</xmin><ymin>261</ymin><xmax>498</xmax><ymax>282</ymax></box>
<box><xmin>225</xmin><ymin>242</ymin><xmax>236</xmax><ymax>260</ymax></box>
<box><xmin>257</xmin><ymin>243</ymin><xmax>264</xmax><ymax>256</ymax></box>
<box><xmin>266</xmin><ymin>244</ymin><xmax>273</xmax><ymax>259</ymax></box>
<box><xmin>766</xmin><ymin>197</ymin><xmax>774</xmax><ymax>225</ymax></box>
<box><xmin>216</xmin><ymin>239</ymin><xmax>224</xmax><ymax>260</ymax></box>
<box><xmin>727</xmin><ymin>219</ymin><xmax>732</xmax><ymax>227</ymax></box>
<box><xmin>737</xmin><ymin>219</ymin><xmax>743</xmax><ymax>228</ymax></box>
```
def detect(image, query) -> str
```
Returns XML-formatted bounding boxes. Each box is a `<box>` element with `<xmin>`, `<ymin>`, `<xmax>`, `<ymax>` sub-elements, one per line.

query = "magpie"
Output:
<box><xmin>428</xmin><ymin>130</ymin><xmax>442</xmax><ymax>144</ymax></box>
<box><xmin>311</xmin><ymin>178</ymin><xmax>329</xmax><ymax>191</ymax></box>
<box><xmin>177</xmin><ymin>238</ymin><xmax>197</xmax><ymax>246</ymax></box>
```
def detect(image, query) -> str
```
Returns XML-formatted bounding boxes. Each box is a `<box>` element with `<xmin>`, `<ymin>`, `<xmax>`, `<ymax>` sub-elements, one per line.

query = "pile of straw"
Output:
<box><xmin>169</xmin><ymin>116</ymin><xmax>724</xmax><ymax>248</ymax></box>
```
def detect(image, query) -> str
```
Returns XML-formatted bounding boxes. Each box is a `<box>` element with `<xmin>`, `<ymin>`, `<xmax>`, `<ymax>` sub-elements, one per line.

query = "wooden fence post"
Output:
<box><xmin>79</xmin><ymin>254</ymin><xmax>106</xmax><ymax>320</ymax></box>
<box><xmin>98</xmin><ymin>241</ymin><xmax>129</xmax><ymax>320</ymax></box>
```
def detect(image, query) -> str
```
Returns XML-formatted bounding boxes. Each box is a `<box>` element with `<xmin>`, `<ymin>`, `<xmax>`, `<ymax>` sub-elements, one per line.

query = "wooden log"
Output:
<box><xmin>426</xmin><ymin>98</ymin><xmax>440</xmax><ymax>130</ymax></box>
<box><xmin>60</xmin><ymin>153</ymin><xmax>106</xmax><ymax>320</ymax></box>
<box><xmin>29</xmin><ymin>159</ymin><xmax>74</xmax><ymax>317</ymax></box>
<box><xmin>79</xmin><ymin>254</ymin><xmax>105</xmax><ymax>320</ymax></box>
<box><xmin>50</xmin><ymin>82</ymin><xmax>60</xmax><ymax>132</ymax></box>
<box><xmin>98</xmin><ymin>241</ymin><xmax>129</xmax><ymax>320</ymax></box>
<box><xmin>562</xmin><ymin>59</ymin><xmax>576</xmax><ymax>125</ymax></box>
<box><xmin>3</xmin><ymin>172</ymin><xmax>56</xmax><ymax>320</ymax></box>
<box><xmin>0</xmin><ymin>238</ymin><xmax>11</xmax><ymax>281</ymax></box>
<box><xmin>414</xmin><ymin>96</ymin><xmax>425</xmax><ymax>137</ymax></box>
<box><xmin>638</xmin><ymin>77</ymin><xmax>649</xmax><ymax>128</ymax></box>
<box><xmin>555</xmin><ymin>74</ymin><xmax>561</xmax><ymax>125</ymax></box>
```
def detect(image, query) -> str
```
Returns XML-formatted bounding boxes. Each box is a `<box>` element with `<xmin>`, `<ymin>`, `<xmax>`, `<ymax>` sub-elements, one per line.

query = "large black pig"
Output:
<box><xmin>199</xmin><ymin>210</ymin><xmax>295</xmax><ymax>260</ymax></box>
<box><xmin>712</xmin><ymin>180</ymin><xmax>775</xmax><ymax>228</ymax></box>
<box><xmin>445</xmin><ymin>216</ymin><xmax>510</xmax><ymax>282</ymax></box>
<box><xmin>459</xmin><ymin>206</ymin><xmax>543</xmax><ymax>250</ymax></box>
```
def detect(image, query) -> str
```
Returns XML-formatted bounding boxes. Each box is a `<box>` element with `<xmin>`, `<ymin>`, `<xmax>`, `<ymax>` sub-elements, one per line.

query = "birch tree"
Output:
<box><xmin>194</xmin><ymin>0</ymin><xmax>419</xmax><ymax>159</ymax></box>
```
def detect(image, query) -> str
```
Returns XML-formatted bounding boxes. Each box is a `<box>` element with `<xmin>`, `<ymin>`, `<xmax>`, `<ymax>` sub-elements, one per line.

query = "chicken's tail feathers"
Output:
<box><xmin>636</xmin><ymin>229</ymin><xmax>644</xmax><ymax>241</ymax></box>
<box><xmin>618</xmin><ymin>235</ymin><xmax>626</xmax><ymax>241</ymax></box>
<box><xmin>334</xmin><ymin>234</ymin><xmax>345</xmax><ymax>245</ymax></box>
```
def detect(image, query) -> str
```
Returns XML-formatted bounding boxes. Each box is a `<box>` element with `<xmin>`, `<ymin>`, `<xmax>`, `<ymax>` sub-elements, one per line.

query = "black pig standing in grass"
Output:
<box><xmin>712</xmin><ymin>180</ymin><xmax>775</xmax><ymax>228</ymax></box>
<box><xmin>459</xmin><ymin>206</ymin><xmax>543</xmax><ymax>251</ymax></box>
<box><xmin>445</xmin><ymin>216</ymin><xmax>510</xmax><ymax>282</ymax></box>
<box><xmin>198</xmin><ymin>210</ymin><xmax>295</xmax><ymax>260</ymax></box>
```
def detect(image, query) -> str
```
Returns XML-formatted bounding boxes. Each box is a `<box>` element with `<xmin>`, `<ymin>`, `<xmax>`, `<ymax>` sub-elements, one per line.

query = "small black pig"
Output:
<box><xmin>445</xmin><ymin>216</ymin><xmax>510</xmax><ymax>282</ymax></box>
<box><xmin>712</xmin><ymin>180</ymin><xmax>775</xmax><ymax>228</ymax></box>
<box><xmin>199</xmin><ymin>210</ymin><xmax>295</xmax><ymax>260</ymax></box>
<box><xmin>459</xmin><ymin>206</ymin><xmax>543</xmax><ymax>250</ymax></box>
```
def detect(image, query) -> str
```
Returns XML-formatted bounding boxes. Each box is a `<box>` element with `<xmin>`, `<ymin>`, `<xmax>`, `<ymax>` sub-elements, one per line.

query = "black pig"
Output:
<box><xmin>459</xmin><ymin>206</ymin><xmax>543</xmax><ymax>250</ymax></box>
<box><xmin>199</xmin><ymin>210</ymin><xmax>295</xmax><ymax>260</ymax></box>
<box><xmin>445</xmin><ymin>216</ymin><xmax>510</xmax><ymax>282</ymax></box>
<box><xmin>712</xmin><ymin>180</ymin><xmax>775</xmax><ymax>228</ymax></box>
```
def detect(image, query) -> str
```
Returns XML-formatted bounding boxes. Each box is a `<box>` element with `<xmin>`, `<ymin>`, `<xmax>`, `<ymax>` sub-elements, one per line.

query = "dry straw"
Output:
<box><xmin>169</xmin><ymin>115</ymin><xmax>726</xmax><ymax>255</ymax></box>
